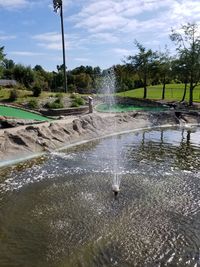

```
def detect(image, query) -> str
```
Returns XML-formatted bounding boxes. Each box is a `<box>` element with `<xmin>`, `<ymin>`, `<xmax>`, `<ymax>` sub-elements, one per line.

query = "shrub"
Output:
<box><xmin>68</xmin><ymin>84</ymin><xmax>76</xmax><ymax>93</ymax></box>
<box><xmin>71</xmin><ymin>96</ymin><xmax>85</xmax><ymax>107</ymax></box>
<box><xmin>55</xmin><ymin>93</ymin><xmax>63</xmax><ymax>100</ymax></box>
<box><xmin>76</xmin><ymin>96</ymin><xmax>85</xmax><ymax>105</ymax></box>
<box><xmin>70</xmin><ymin>93</ymin><xmax>78</xmax><ymax>99</ymax></box>
<box><xmin>28</xmin><ymin>99</ymin><xmax>38</xmax><ymax>109</ymax></box>
<box><xmin>9</xmin><ymin>89</ymin><xmax>18</xmax><ymax>101</ymax></box>
<box><xmin>32</xmin><ymin>85</ymin><xmax>42</xmax><ymax>97</ymax></box>
<box><xmin>71</xmin><ymin>101</ymin><xmax>80</xmax><ymax>107</ymax></box>
<box><xmin>46</xmin><ymin>98</ymin><xmax>64</xmax><ymax>109</ymax></box>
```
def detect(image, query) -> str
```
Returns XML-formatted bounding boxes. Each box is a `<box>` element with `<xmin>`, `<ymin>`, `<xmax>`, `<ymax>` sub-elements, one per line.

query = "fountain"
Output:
<box><xmin>100</xmin><ymin>68</ymin><xmax>122</xmax><ymax>196</ymax></box>
<box><xmin>1</xmin><ymin>124</ymin><xmax>200</xmax><ymax>266</ymax></box>
<box><xmin>1</xmin><ymin>67</ymin><xmax>200</xmax><ymax>267</ymax></box>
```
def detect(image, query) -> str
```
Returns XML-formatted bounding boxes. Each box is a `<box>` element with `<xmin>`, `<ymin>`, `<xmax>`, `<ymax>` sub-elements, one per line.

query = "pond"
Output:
<box><xmin>0</xmin><ymin>126</ymin><xmax>200</xmax><ymax>267</ymax></box>
<box><xmin>96</xmin><ymin>103</ymin><xmax>168</xmax><ymax>112</ymax></box>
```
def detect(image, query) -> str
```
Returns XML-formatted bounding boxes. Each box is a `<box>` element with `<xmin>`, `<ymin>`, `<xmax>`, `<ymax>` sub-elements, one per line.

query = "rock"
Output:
<box><xmin>0</xmin><ymin>111</ymin><xmax>200</xmax><ymax>163</ymax></box>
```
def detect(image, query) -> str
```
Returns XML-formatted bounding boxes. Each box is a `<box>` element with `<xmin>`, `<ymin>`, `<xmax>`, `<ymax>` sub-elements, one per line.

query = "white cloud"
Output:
<box><xmin>70</xmin><ymin>0</ymin><xmax>200</xmax><ymax>45</ymax></box>
<box><xmin>0</xmin><ymin>0</ymin><xmax>27</xmax><ymax>8</ymax></box>
<box><xmin>90</xmin><ymin>32</ymin><xmax>119</xmax><ymax>43</ymax></box>
<box><xmin>32</xmin><ymin>32</ymin><xmax>88</xmax><ymax>51</ymax></box>
<box><xmin>38</xmin><ymin>42</ymin><xmax>62</xmax><ymax>51</ymax></box>
<box><xmin>0</xmin><ymin>34</ymin><xmax>16</xmax><ymax>41</ymax></box>
<box><xmin>0</xmin><ymin>0</ymin><xmax>49</xmax><ymax>9</ymax></box>
<box><xmin>32</xmin><ymin>32</ymin><xmax>63</xmax><ymax>51</ymax></box>
<box><xmin>113</xmin><ymin>48</ymin><xmax>132</xmax><ymax>56</ymax></box>
<box><xmin>9</xmin><ymin>51</ymin><xmax>45</xmax><ymax>56</ymax></box>
<box><xmin>74</xmin><ymin>57</ymin><xmax>91</xmax><ymax>62</ymax></box>
<box><xmin>72</xmin><ymin>0</ymin><xmax>173</xmax><ymax>32</ymax></box>
<box><xmin>32</xmin><ymin>32</ymin><xmax>61</xmax><ymax>43</ymax></box>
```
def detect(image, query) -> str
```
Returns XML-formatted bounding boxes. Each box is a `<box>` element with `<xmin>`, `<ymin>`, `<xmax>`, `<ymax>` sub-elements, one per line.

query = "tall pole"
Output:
<box><xmin>60</xmin><ymin>3</ymin><xmax>67</xmax><ymax>93</ymax></box>
<box><xmin>53</xmin><ymin>0</ymin><xmax>67</xmax><ymax>93</ymax></box>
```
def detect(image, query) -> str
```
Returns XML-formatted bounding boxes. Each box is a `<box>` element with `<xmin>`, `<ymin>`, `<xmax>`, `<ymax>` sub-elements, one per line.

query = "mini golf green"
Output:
<box><xmin>96</xmin><ymin>103</ymin><xmax>167</xmax><ymax>112</ymax></box>
<box><xmin>0</xmin><ymin>105</ymin><xmax>51</xmax><ymax>121</ymax></box>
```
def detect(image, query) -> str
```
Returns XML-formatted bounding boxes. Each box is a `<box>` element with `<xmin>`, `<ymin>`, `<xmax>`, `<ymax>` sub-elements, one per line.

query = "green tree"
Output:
<box><xmin>0</xmin><ymin>46</ymin><xmax>5</xmax><ymax>78</ymax></box>
<box><xmin>2</xmin><ymin>59</ymin><xmax>15</xmax><ymax>79</ymax></box>
<box><xmin>114</xmin><ymin>64</ymin><xmax>134</xmax><ymax>93</ymax></box>
<box><xmin>33</xmin><ymin>65</ymin><xmax>51</xmax><ymax>91</ymax></box>
<box><xmin>13</xmin><ymin>64</ymin><xmax>34</xmax><ymax>88</ymax></box>
<box><xmin>157</xmin><ymin>48</ymin><xmax>172</xmax><ymax>99</ymax></box>
<box><xmin>74</xmin><ymin>73</ymin><xmax>92</xmax><ymax>93</ymax></box>
<box><xmin>170</xmin><ymin>23</ymin><xmax>200</xmax><ymax>105</ymax></box>
<box><xmin>126</xmin><ymin>41</ymin><xmax>157</xmax><ymax>98</ymax></box>
<box><xmin>171</xmin><ymin>56</ymin><xmax>189</xmax><ymax>102</ymax></box>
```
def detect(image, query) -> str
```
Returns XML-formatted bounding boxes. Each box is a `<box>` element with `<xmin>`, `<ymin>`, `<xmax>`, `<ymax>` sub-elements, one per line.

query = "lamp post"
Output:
<box><xmin>53</xmin><ymin>0</ymin><xmax>67</xmax><ymax>93</ymax></box>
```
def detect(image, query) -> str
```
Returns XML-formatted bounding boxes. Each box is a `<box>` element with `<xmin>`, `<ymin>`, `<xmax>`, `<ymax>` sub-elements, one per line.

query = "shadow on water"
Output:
<box><xmin>0</xmin><ymin>126</ymin><xmax>200</xmax><ymax>267</ymax></box>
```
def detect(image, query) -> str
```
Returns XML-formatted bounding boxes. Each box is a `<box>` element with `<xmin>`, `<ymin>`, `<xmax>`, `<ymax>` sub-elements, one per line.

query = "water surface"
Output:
<box><xmin>0</xmin><ymin>127</ymin><xmax>200</xmax><ymax>267</ymax></box>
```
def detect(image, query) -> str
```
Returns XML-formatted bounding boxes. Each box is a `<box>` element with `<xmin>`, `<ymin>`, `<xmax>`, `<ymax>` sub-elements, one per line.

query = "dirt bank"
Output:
<box><xmin>0</xmin><ymin>111</ymin><xmax>200</xmax><ymax>165</ymax></box>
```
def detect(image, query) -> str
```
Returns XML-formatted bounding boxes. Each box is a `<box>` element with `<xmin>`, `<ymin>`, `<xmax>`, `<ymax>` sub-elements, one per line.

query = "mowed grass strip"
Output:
<box><xmin>117</xmin><ymin>84</ymin><xmax>200</xmax><ymax>102</ymax></box>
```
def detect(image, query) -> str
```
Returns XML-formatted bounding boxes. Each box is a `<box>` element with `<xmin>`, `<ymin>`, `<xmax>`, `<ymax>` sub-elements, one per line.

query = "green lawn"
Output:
<box><xmin>117</xmin><ymin>84</ymin><xmax>200</xmax><ymax>102</ymax></box>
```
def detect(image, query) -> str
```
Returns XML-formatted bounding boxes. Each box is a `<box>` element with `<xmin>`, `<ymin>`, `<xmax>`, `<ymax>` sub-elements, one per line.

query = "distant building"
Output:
<box><xmin>0</xmin><ymin>79</ymin><xmax>17</xmax><ymax>87</ymax></box>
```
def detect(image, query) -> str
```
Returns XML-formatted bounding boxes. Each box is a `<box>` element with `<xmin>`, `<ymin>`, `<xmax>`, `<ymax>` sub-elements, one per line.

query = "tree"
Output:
<box><xmin>53</xmin><ymin>0</ymin><xmax>67</xmax><ymax>92</ymax></box>
<box><xmin>13</xmin><ymin>64</ymin><xmax>34</xmax><ymax>88</ymax></box>
<box><xmin>74</xmin><ymin>73</ymin><xmax>93</xmax><ymax>93</ymax></box>
<box><xmin>2</xmin><ymin>59</ymin><xmax>15</xmax><ymax>79</ymax></box>
<box><xmin>33</xmin><ymin>65</ymin><xmax>51</xmax><ymax>91</ymax></box>
<box><xmin>126</xmin><ymin>41</ymin><xmax>157</xmax><ymax>98</ymax></box>
<box><xmin>170</xmin><ymin>23</ymin><xmax>200</xmax><ymax>105</ymax></box>
<box><xmin>157</xmin><ymin>48</ymin><xmax>172</xmax><ymax>100</ymax></box>
<box><xmin>0</xmin><ymin>46</ymin><xmax>5</xmax><ymax>78</ymax></box>
<box><xmin>171</xmin><ymin>56</ymin><xmax>189</xmax><ymax>102</ymax></box>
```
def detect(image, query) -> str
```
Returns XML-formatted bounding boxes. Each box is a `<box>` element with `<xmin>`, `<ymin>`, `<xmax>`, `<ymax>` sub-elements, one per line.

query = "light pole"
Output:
<box><xmin>53</xmin><ymin>0</ymin><xmax>67</xmax><ymax>93</ymax></box>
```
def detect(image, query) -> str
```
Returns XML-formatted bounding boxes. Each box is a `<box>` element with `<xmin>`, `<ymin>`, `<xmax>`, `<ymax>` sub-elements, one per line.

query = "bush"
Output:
<box><xmin>32</xmin><ymin>85</ymin><xmax>42</xmax><ymax>97</ymax></box>
<box><xmin>28</xmin><ymin>99</ymin><xmax>38</xmax><ymax>109</ymax></box>
<box><xmin>76</xmin><ymin>96</ymin><xmax>85</xmax><ymax>105</ymax></box>
<box><xmin>71</xmin><ymin>96</ymin><xmax>85</xmax><ymax>107</ymax></box>
<box><xmin>70</xmin><ymin>93</ymin><xmax>78</xmax><ymax>99</ymax></box>
<box><xmin>46</xmin><ymin>98</ymin><xmax>64</xmax><ymax>109</ymax></box>
<box><xmin>71</xmin><ymin>101</ymin><xmax>80</xmax><ymax>107</ymax></box>
<box><xmin>55</xmin><ymin>93</ymin><xmax>63</xmax><ymax>100</ymax></box>
<box><xmin>68</xmin><ymin>84</ymin><xmax>76</xmax><ymax>93</ymax></box>
<box><xmin>9</xmin><ymin>89</ymin><xmax>18</xmax><ymax>101</ymax></box>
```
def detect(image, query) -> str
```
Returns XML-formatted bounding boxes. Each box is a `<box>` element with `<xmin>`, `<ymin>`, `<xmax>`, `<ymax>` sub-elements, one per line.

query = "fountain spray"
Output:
<box><xmin>112</xmin><ymin>173</ymin><xmax>120</xmax><ymax>197</ymax></box>
<box><xmin>101</xmin><ymin>68</ymin><xmax>121</xmax><ymax>197</ymax></box>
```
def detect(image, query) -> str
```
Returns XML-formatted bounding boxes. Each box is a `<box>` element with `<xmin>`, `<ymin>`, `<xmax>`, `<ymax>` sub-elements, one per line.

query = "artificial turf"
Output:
<box><xmin>0</xmin><ymin>105</ymin><xmax>51</xmax><ymax>121</ymax></box>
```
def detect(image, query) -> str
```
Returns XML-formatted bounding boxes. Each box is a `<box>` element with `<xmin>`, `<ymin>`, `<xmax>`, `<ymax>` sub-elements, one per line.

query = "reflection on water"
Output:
<box><xmin>0</xmin><ymin>127</ymin><xmax>200</xmax><ymax>267</ymax></box>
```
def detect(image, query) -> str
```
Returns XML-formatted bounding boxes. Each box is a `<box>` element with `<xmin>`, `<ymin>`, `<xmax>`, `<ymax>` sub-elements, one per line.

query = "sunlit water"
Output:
<box><xmin>0</xmin><ymin>127</ymin><xmax>200</xmax><ymax>267</ymax></box>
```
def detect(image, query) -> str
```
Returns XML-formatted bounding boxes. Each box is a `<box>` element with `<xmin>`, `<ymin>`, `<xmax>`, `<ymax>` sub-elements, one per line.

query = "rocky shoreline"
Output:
<box><xmin>0</xmin><ymin>110</ymin><xmax>200</xmax><ymax>165</ymax></box>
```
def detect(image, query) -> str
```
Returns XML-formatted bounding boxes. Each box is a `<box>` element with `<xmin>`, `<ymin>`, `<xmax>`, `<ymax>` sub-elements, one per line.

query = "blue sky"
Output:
<box><xmin>0</xmin><ymin>0</ymin><xmax>200</xmax><ymax>71</ymax></box>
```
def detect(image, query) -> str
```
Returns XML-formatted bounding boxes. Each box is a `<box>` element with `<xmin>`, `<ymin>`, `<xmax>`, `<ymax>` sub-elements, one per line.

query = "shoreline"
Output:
<box><xmin>0</xmin><ymin>110</ymin><xmax>199</xmax><ymax>167</ymax></box>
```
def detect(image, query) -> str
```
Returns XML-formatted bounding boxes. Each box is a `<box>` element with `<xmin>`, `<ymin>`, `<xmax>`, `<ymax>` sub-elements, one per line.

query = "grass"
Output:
<box><xmin>117</xmin><ymin>84</ymin><xmax>200</xmax><ymax>102</ymax></box>
<box><xmin>1</xmin><ymin>84</ymin><xmax>200</xmax><ymax>104</ymax></box>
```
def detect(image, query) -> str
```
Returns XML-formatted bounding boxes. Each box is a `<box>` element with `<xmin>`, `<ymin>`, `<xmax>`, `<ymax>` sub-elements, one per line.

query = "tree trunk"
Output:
<box><xmin>162</xmin><ymin>78</ymin><xmax>166</xmax><ymax>100</ymax></box>
<box><xmin>143</xmin><ymin>73</ymin><xmax>147</xmax><ymax>99</ymax></box>
<box><xmin>181</xmin><ymin>82</ymin><xmax>187</xmax><ymax>102</ymax></box>
<box><xmin>143</xmin><ymin>85</ymin><xmax>147</xmax><ymax>99</ymax></box>
<box><xmin>189</xmin><ymin>80</ymin><xmax>193</xmax><ymax>106</ymax></box>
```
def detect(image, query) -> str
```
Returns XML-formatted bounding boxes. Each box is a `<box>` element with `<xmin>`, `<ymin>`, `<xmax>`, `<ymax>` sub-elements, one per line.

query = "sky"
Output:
<box><xmin>0</xmin><ymin>0</ymin><xmax>200</xmax><ymax>71</ymax></box>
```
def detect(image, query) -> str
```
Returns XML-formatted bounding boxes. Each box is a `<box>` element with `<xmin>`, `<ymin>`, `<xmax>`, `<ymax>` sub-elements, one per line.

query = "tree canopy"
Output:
<box><xmin>170</xmin><ymin>23</ymin><xmax>200</xmax><ymax>105</ymax></box>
